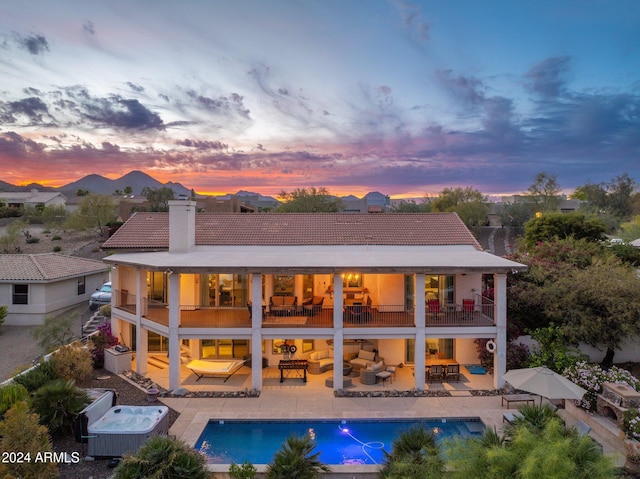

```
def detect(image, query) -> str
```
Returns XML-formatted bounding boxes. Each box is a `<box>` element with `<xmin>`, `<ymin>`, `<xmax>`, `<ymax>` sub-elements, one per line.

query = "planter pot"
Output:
<box><xmin>146</xmin><ymin>388</ymin><xmax>159</xmax><ymax>403</ymax></box>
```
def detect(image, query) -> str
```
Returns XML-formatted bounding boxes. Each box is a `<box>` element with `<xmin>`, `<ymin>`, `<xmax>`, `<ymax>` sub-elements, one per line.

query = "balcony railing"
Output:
<box><xmin>126</xmin><ymin>298</ymin><xmax>494</xmax><ymax>329</ymax></box>
<box><xmin>114</xmin><ymin>289</ymin><xmax>136</xmax><ymax>315</ymax></box>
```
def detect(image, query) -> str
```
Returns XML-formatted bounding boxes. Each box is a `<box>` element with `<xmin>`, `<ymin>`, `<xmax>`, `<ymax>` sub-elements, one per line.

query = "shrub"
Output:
<box><xmin>265</xmin><ymin>434</ymin><xmax>331</xmax><ymax>479</ymax></box>
<box><xmin>89</xmin><ymin>322</ymin><xmax>119</xmax><ymax>368</ymax></box>
<box><xmin>564</xmin><ymin>361</ymin><xmax>640</xmax><ymax>411</ymax></box>
<box><xmin>32</xmin><ymin>312</ymin><xmax>76</xmax><ymax>353</ymax></box>
<box><xmin>0</xmin><ymin>401</ymin><xmax>59</xmax><ymax>479</ymax></box>
<box><xmin>51</xmin><ymin>235</ymin><xmax>62</xmax><ymax>241</ymax></box>
<box><xmin>229</xmin><ymin>461</ymin><xmax>257</xmax><ymax>479</ymax></box>
<box><xmin>0</xmin><ymin>382</ymin><xmax>30</xmax><ymax>418</ymax></box>
<box><xmin>52</xmin><ymin>245</ymin><xmax>62</xmax><ymax>252</ymax></box>
<box><xmin>50</xmin><ymin>340</ymin><xmax>93</xmax><ymax>381</ymax></box>
<box><xmin>98</xmin><ymin>303</ymin><xmax>112</xmax><ymax>318</ymax></box>
<box><xmin>623</xmin><ymin>409</ymin><xmax>640</xmax><ymax>441</ymax></box>
<box><xmin>0</xmin><ymin>304</ymin><xmax>6</xmax><ymax>328</ymax></box>
<box><xmin>113</xmin><ymin>435</ymin><xmax>208</xmax><ymax>479</ymax></box>
<box><xmin>12</xmin><ymin>361</ymin><xmax>59</xmax><ymax>393</ymax></box>
<box><xmin>32</xmin><ymin>379</ymin><xmax>89</xmax><ymax>435</ymax></box>
<box><xmin>26</xmin><ymin>236</ymin><xmax>40</xmax><ymax>244</ymax></box>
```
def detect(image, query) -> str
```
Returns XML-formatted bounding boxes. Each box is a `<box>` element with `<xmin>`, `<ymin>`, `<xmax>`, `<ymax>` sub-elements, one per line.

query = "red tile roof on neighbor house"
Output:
<box><xmin>102</xmin><ymin>212</ymin><xmax>483</xmax><ymax>250</ymax></box>
<box><xmin>0</xmin><ymin>254</ymin><xmax>108</xmax><ymax>282</ymax></box>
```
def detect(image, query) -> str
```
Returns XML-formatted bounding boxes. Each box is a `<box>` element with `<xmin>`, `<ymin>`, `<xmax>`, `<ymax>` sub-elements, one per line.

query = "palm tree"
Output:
<box><xmin>379</xmin><ymin>426</ymin><xmax>445</xmax><ymax>479</ymax></box>
<box><xmin>265</xmin><ymin>434</ymin><xmax>331</xmax><ymax>479</ymax></box>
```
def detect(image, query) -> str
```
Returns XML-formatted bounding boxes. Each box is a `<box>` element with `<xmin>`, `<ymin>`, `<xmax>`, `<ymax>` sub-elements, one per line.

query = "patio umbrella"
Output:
<box><xmin>503</xmin><ymin>366</ymin><xmax>587</xmax><ymax>403</ymax></box>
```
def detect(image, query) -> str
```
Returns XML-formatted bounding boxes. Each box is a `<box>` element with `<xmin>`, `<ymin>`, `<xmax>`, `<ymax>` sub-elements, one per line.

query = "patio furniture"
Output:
<box><xmin>445</xmin><ymin>363</ymin><xmax>460</xmax><ymax>382</ymax></box>
<box><xmin>427</xmin><ymin>364</ymin><xmax>444</xmax><ymax>382</ymax></box>
<box><xmin>186</xmin><ymin>359</ymin><xmax>247</xmax><ymax>382</ymax></box>
<box><xmin>501</xmin><ymin>394</ymin><xmax>537</xmax><ymax>409</ymax></box>
<box><xmin>348</xmin><ymin>349</ymin><xmax>379</xmax><ymax>371</ymax></box>
<box><xmin>462</xmin><ymin>299</ymin><xmax>475</xmax><ymax>318</ymax></box>
<box><xmin>307</xmin><ymin>349</ymin><xmax>334</xmax><ymax>374</ymax></box>
<box><xmin>302</xmin><ymin>295</ymin><xmax>324</xmax><ymax>316</ymax></box>
<box><xmin>360</xmin><ymin>360</ymin><xmax>386</xmax><ymax>385</ymax></box>
<box><xmin>376</xmin><ymin>370</ymin><xmax>392</xmax><ymax>386</ymax></box>
<box><xmin>427</xmin><ymin>299</ymin><xmax>444</xmax><ymax>319</ymax></box>
<box><xmin>278</xmin><ymin>359</ymin><xmax>308</xmax><ymax>383</ymax></box>
<box><xmin>503</xmin><ymin>411</ymin><xmax>523</xmax><ymax>424</ymax></box>
<box><xmin>269</xmin><ymin>296</ymin><xmax>297</xmax><ymax>316</ymax></box>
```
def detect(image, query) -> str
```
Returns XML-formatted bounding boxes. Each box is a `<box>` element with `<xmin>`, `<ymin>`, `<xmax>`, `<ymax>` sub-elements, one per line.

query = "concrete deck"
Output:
<box><xmin>135</xmin><ymin>358</ymin><xmax>624</xmax><ymax>472</ymax></box>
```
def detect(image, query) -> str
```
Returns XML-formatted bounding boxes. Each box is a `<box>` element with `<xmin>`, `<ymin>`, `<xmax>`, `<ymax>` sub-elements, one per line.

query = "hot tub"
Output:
<box><xmin>87</xmin><ymin>405</ymin><xmax>169</xmax><ymax>457</ymax></box>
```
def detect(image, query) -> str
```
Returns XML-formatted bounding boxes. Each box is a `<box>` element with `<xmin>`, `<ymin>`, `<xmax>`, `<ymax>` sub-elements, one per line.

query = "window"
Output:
<box><xmin>77</xmin><ymin>276</ymin><xmax>86</xmax><ymax>295</ymax></box>
<box><xmin>12</xmin><ymin>284</ymin><xmax>28</xmax><ymax>304</ymax></box>
<box><xmin>342</xmin><ymin>273</ymin><xmax>362</xmax><ymax>289</ymax></box>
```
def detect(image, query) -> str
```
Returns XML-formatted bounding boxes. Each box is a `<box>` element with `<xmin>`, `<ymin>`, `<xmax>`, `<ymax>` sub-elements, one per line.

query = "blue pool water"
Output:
<box><xmin>195</xmin><ymin>417</ymin><xmax>484</xmax><ymax>465</ymax></box>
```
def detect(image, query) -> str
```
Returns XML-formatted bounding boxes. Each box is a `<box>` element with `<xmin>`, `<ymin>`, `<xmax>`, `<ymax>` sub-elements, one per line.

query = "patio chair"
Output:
<box><xmin>427</xmin><ymin>364</ymin><xmax>444</xmax><ymax>382</ymax></box>
<box><xmin>427</xmin><ymin>299</ymin><xmax>444</xmax><ymax>319</ymax></box>
<box><xmin>445</xmin><ymin>363</ymin><xmax>460</xmax><ymax>382</ymax></box>
<box><xmin>302</xmin><ymin>295</ymin><xmax>324</xmax><ymax>316</ymax></box>
<box><xmin>462</xmin><ymin>299</ymin><xmax>475</xmax><ymax>319</ymax></box>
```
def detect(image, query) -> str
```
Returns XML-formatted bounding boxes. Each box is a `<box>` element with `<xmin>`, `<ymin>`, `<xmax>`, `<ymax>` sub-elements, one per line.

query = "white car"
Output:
<box><xmin>89</xmin><ymin>282</ymin><xmax>112</xmax><ymax>311</ymax></box>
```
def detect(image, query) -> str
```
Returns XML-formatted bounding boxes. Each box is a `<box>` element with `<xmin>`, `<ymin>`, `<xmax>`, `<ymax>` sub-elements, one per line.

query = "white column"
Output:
<box><xmin>251</xmin><ymin>274</ymin><xmax>263</xmax><ymax>391</ymax></box>
<box><xmin>168</xmin><ymin>272</ymin><xmax>181</xmax><ymax>390</ymax></box>
<box><xmin>414</xmin><ymin>273</ymin><xmax>426</xmax><ymax>389</ymax></box>
<box><xmin>332</xmin><ymin>273</ymin><xmax>344</xmax><ymax>390</ymax></box>
<box><xmin>109</xmin><ymin>267</ymin><xmax>120</xmax><ymax>338</ymax></box>
<box><xmin>135</xmin><ymin>269</ymin><xmax>148</xmax><ymax>374</ymax></box>
<box><xmin>494</xmin><ymin>273</ymin><xmax>507</xmax><ymax>389</ymax></box>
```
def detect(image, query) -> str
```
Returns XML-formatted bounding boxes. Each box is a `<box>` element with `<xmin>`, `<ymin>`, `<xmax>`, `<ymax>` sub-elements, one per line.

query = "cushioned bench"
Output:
<box><xmin>307</xmin><ymin>349</ymin><xmax>334</xmax><ymax>374</ymax></box>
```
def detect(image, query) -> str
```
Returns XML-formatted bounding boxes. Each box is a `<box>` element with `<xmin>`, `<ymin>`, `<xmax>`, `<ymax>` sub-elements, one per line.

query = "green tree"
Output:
<box><xmin>65</xmin><ymin>194</ymin><xmax>116</xmax><ymax>233</ymax></box>
<box><xmin>527</xmin><ymin>324</ymin><xmax>586</xmax><ymax>373</ymax></box>
<box><xmin>32</xmin><ymin>312</ymin><xmax>77</xmax><ymax>353</ymax></box>
<box><xmin>0</xmin><ymin>304</ymin><xmax>6</xmax><ymax>328</ymax></box>
<box><xmin>75</xmin><ymin>188</ymin><xmax>90</xmax><ymax>196</ymax></box>
<box><xmin>523</xmin><ymin>211</ymin><xmax>606</xmax><ymax>249</ymax></box>
<box><xmin>379</xmin><ymin>426</ymin><xmax>444</xmax><ymax>479</ymax></box>
<box><xmin>430</xmin><ymin>186</ymin><xmax>488</xmax><ymax>227</ymax></box>
<box><xmin>390</xmin><ymin>199</ymin><xmax>431</xmax><ymax>213</ymax></box>
<box><xmin>499</xmin><ymin>201</ymin><xmax>536</xmax><ymax>228</ymax></box>
<box><xmin>276</xmin><ymin>187</ymin><xmax>343</xmax><ymax>212</ymax></box>
<box><xmin>40</xmin><ymin>205</ymin><xmax>67</xmax><ymax>231</ymax></box>
<box><xmin>123</xmin><ymin>185</ymin><xmax>133</xmax><ymax>195</ymax></box>
<box><xmin>265</xmin><ymin>434</ymin><xmax>331</xmax><ymax>479</ymax></box>
<box><xmin>141</xmin><ymin>186</ymin><xmax>175</xmax><ymax>211</ymax></box>
<box><xmin>526</xmin><ymin>171</ymin><xmax>562</xmax><ymax>212</ymax></box>
<box><xmin>545</xmin><ymin>255</ymin><xmax>640</xmax><ymax>367</ymax></box>
<box><xmin>0</xmin><ymin>219</ymin><xmax>30</xmax><ymax>253</ymax></box>
<box><xmin>619</xmin><ymin>215</ymin><xmax>640</xmax><ymax>241</ymax></box>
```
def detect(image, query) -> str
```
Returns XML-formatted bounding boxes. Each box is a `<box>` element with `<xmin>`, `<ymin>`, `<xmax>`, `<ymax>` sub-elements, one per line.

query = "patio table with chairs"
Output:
<box><xmin>426</xmin><ymin>358</ymin><xmax>460</xmax><ymax>383</ymax></box>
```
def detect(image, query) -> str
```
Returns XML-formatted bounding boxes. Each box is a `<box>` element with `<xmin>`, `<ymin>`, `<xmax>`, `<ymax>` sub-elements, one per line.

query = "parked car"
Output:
<box><xmin>89</xmin><ymin>282</ymin><xmax>112</xmax><ymax>311</ymax></box>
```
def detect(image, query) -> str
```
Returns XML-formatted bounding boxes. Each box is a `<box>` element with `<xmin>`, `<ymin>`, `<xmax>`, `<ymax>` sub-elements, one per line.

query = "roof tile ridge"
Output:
<box><xmin>29</xmin><ymin>254</ymin><xmax>49</xmax><ymax>279</ymax></box>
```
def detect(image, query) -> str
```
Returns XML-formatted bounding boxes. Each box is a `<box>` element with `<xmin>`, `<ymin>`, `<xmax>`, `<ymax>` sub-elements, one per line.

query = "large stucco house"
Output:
<box><xmin>102</xmin><ymin>200</ymin><xmax>526</xmax><ymax>391</ymax></box>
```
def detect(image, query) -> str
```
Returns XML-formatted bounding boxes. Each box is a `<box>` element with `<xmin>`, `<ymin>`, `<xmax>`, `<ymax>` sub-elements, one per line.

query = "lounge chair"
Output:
<box><xmin>445</xmin><ymin>363</ymin><xmax>460</xmax><ymax>382</ymax></box>
<box><xmin>502</xmin><ymin>411</ymin><xmax>524</xmax><ymax>424</ymax></box>
<box><xmin>575</xmin><ymin>419</ymin><xmax>591</xmax><ymax>436</ymax></box>
<box><xmin>186</xmin><ymin>359</ymin><xmax>247</xmax><ymax>382</ymax></box>
<box><xmin>427</xmin><ymin>364</ymin><xmax>444</xmax><ymax>382</ymax></box>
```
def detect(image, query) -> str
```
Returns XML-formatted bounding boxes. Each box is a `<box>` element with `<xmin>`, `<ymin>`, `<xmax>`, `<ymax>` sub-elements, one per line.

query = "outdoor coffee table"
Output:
<box><xmin>501</xmin><ymin>394</ymin><xmax>537</xmax><ymax>409</ymax></box>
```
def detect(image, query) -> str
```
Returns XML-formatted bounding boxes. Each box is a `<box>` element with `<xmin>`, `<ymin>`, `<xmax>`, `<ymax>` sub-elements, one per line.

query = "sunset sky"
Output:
<box><xmin>1</xmin><ymin>1</ymin><xmax>639</xmax><ymax>198</ymax></box>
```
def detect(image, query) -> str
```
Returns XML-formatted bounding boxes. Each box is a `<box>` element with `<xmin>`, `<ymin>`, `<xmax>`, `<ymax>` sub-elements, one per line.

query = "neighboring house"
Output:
<box><xmin>0</xmin><ymin>254</ymin><xmax>109</xmax><ymax>325</ymax></box>
<box><xmin>0</xmin><ymin>190</ymin><xmax>67</xmax><ymax>209</ymax></box>
<box><xmin>103</xmin><ymin>201</ymin><xmax>526</xmax><ymax>392</ymax></box>
<box><xmin>341</xmin><ymin>191</ymin><xmax>391</xmax><ymax>213</ymax></box>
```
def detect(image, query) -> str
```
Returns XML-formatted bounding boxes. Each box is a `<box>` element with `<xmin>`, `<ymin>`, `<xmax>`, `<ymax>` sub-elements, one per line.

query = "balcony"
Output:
<box><xmin>120</xmin><ymin>298</ymin><xmax>494</xmax><ymax>330</ymax></box>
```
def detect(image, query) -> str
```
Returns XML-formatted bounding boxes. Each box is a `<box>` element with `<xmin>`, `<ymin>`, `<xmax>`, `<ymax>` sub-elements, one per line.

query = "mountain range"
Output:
<box><xmin>0</xmin><ymin>171</ymin><xmax>193</xmax><ymax>197</ymax></box>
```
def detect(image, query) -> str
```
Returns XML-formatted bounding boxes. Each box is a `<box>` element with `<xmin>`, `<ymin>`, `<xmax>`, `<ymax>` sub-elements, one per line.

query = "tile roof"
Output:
<box><xmin>0</xmin><ymin>254</ymin><xmax>108</xmax><ymax>282</ymax></box>
<box><xmin>102</xmin><ymin>212</ymin><xmax>483</xmax><ymax>250</ymax></box>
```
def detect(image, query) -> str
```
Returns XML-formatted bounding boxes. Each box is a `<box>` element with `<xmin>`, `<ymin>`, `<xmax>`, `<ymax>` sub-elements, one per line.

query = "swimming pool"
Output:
<box><xmin>195</xmin><ymin>417</ymin><xmax>484</xmax><ymax>465</ymax></box>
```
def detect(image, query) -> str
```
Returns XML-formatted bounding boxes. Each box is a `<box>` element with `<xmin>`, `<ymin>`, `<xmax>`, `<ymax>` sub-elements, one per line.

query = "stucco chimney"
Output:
<box><xmin>169</xmin><ymin>200</ymin><xmax>196</xmax><ymax>253</ymax></box>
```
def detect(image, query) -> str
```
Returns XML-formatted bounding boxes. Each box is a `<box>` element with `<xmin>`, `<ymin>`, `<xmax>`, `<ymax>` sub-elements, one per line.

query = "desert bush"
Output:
<box><xmin>32</xmin><ymin>379</ymin><xmax>89</xmax><ymax>435</ymax></box>
<box><xmin>51</xmin><ymin>235</ymin><xmax>62</xmax><ymax>241</ymax></box>
<box><xmin>113</xmin><ymin>435</ymin><xmax>208</xmax><ymax>479</ymax></box>
<box><xmin>0</xmin><ymin>401</ymin><xmax>59</xmax><ymax>479</ymax></box>
<box><xmin>12</xmin><ymin>360</ymin><xmax>59</xmax><ymax>393</ymax></box>
<box><xmin>32</xmin><ymin>312</ymin><xmax>76</xmax><ymax>353</ymax></box>
<box><xmin>0</xmin><ymin>304</ymin><xmax>6</xmax><ymax>328</ymax></box>
<box><xmin>50</xmin><ymin>340</ymin><xmax>93</xmax><ymax>381</ymax></box>
<box><xmin>98</xmin><ymin>303</ymin><xmax>112</xmax><ymax>318</ymax></box>
<box><xmin>52</xmin><ymin>245</ymin><xmax>62</xmax><ymax>252</ymax></box>
<box><xmin>0</xmin><ymin>382</ymin><xmax>30</xmax><ymax>418</ymax></box>
<box><xmin>26</xmin><ymin>236</ymin><xmax>40</xmax><ymax>244</ymax></box>
<box><xmin>229</xmin><ymin>461</ymin><xmax>257</xmax><ymax>479</ymax></box>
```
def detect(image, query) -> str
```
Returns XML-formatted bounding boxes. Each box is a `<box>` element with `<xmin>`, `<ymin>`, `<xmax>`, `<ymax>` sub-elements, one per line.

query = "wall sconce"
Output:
<box><xmin>165</xmin><ymin>269</ymin><xmax>173</xmax><ymax>275</ymax></box>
